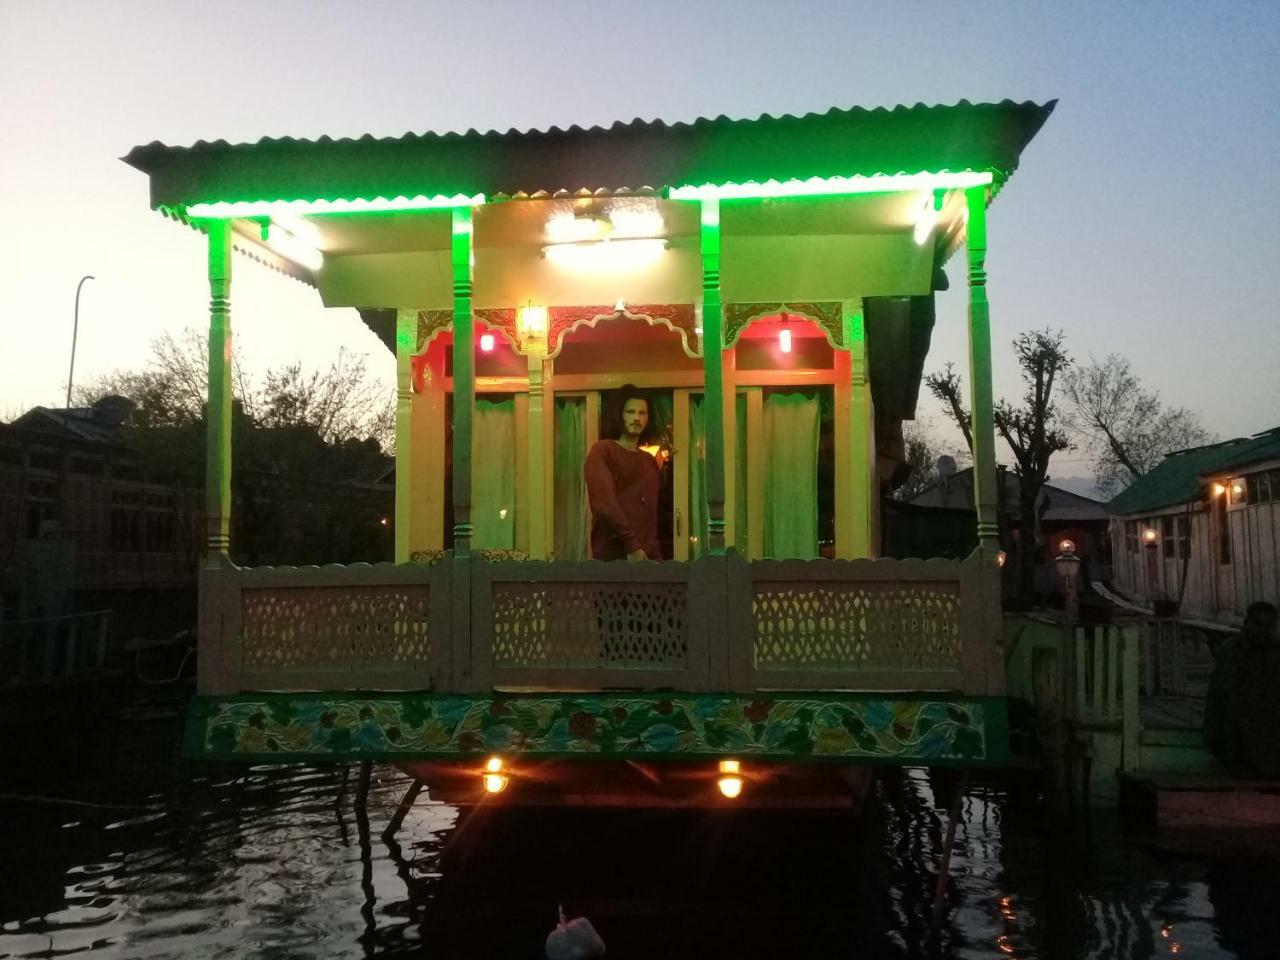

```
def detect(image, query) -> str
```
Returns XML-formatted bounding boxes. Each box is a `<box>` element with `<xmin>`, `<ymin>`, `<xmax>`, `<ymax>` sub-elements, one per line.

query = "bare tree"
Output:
<box><xmin>1065</xmin><ymin>354</ymin><xmax>1213</xmax><ymax>497</ymax></box>
<box><xmin>926</xmin><ymin>329</ymin><xmax>1073</xmax><ymax>596</ymax></box>
<box><xmin>258</xmin><ymin>352</ymin><xmax>395</xmax><ymax>449</ymax></box>
<box><xmin>77</xmin><ymin>327</ymin><xmax>393</xmax><ymax>450</ymax></box>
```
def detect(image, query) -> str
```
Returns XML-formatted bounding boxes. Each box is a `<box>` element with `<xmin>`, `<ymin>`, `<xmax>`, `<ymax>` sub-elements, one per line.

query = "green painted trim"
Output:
<box><xmin>670</xmin><ymin>170</ymin><xmax>994</xmax><ymax>202</ymax></box>
<box><xmin>185</xmin><ymin>692</ymin><xmax>1009</xmax><ymax>768</ymax></box>
<box><xmin>186</xmin><ymin>195</ymin><xmax>485</xmax><ymax>218</ymax></box>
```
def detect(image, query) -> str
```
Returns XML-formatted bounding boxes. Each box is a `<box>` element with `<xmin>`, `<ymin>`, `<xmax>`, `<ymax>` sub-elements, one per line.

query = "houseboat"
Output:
<box><xmin>126</xmin><ymin>99</ymin><xmax>1055</xmax><ymax>805</ymax></box>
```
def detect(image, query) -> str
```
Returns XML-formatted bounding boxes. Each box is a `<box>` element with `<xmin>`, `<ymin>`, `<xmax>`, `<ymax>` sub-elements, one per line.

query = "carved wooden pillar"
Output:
<box><xmin>205</xmin><ymin>219</ymin><xmax>233</xmax><ymax>562</ymax></box>
<box><xmin>700</xmin><ymin>198</ymin><xmax>726</xmax><ymax>555</ymax></box>
<box><xmin>451</xmin><ymin>208</ymin><xmax>475</xmax><ymax>556</ymax></box>
<box><xmin>525</xmin><ymin>351</ymin><xmax>549</xmax><ymax>558</ymax></box>
<box><xmin>965</xmin><ymin>186</ymin><xmax>999</xmax><ymax>552</ymax></box>
<box><xmin>393</xmin><ymin>308</ymin><xmax>415</xmax><ymax>562</ymax></box>
<box><xmin>835</xmin><ymin>298</ymin><xmax>874</xmax><ymax>558</ymax></box>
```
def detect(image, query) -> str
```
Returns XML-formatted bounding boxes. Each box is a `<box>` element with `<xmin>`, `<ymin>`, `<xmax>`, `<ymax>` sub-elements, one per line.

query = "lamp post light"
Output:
<box><xmin>65</xmin><ymin>274</ymin><xmax>96</xmax><ymax>416</ymax></box>
<box><xmin>1054</xmin><ymin>538</ymin><xmax>1082</xmax><ymax>811</ymax></box>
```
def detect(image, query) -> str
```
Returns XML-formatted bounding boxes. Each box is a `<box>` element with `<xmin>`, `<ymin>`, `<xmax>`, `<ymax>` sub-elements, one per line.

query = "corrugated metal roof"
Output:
<box><xmin>123</xmin><ymin>99</ymin><xmax>1055</xmax><ymax>208</ymax></box>
<box><xmin>1108</xmin><ymin>427</ymin><xmax>1280</xmax><ymax>516</ymax></box>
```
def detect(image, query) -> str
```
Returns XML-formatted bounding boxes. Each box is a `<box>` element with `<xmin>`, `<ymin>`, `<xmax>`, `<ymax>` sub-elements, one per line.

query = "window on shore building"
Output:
<box><xmin>1176</xmin><ymin>515</ymin><xmax>1191</xmax><ymax>558</ymax></box>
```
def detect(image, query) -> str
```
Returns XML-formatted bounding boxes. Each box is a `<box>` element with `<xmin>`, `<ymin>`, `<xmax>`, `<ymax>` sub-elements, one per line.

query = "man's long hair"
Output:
<box><xmin>604</xmin><ymin>383</ymin><xmax>660</xmax><ymax>445</ymax></box>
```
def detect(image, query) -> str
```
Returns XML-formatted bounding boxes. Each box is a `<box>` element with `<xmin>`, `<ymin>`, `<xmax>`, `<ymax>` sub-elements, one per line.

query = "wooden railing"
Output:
<box><xmin>0</xmin><ymin>610</ymin><xmax>111</xmax><ymax>688</ymax></box>
<box><xmin>197</xmin><ymin>553</ymin><xmax>1003</xmax><ymax>697</ymax></box>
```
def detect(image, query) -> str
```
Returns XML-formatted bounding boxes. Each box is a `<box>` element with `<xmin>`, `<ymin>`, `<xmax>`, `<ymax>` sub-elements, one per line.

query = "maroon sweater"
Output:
<box><xmin>585</xmin><ymin>439</ymin><xmax>661</xmax><ymax>560</ymax></box>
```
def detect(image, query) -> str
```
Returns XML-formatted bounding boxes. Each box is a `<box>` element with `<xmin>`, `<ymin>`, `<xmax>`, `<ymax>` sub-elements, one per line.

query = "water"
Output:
<box><xmin>3</xmin><ymin>738</ymin><xmax>1279</xmax><ymax>959</ymax></box>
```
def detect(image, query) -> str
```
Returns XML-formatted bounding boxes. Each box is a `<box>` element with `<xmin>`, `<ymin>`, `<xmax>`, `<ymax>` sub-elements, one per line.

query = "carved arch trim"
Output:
<box><xmin>414</xmin><ymin>308</ymin><xmax>521</xmax><ymax>354</ymax></box>
<box><xmin>723</xmin><ymin>301</ymin><xmax>845</xmax><ymax>350</ymax></box>
<box><xmin>547</xmin><ymin>304</ymin><xmax>700</xmax><ymax>359</ymax></box>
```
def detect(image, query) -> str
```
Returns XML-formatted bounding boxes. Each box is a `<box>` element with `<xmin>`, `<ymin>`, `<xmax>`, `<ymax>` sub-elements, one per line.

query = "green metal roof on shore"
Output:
<box><xmin>123</xmin><ymin>99</ymin><xmax>1055</xmax><ymax>209</ymax></box>
<box><xmin>1108</xmin><ymin>426</ymin><xmax>1280</xmax><ymax>516</ymax></box>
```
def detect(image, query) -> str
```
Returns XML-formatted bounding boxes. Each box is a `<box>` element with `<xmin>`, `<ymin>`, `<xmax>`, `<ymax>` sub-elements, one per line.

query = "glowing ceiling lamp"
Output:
<box><xmin>717</xmin><ymin>759</ymin><xmax>743</xmax><ymax>799</ymax></box>
<box><xmin>542</xmin><ymin>238</ymin><xmax>667</xmax><ymax>270</ymax></box>
<box><xmin>609</xmin><ymin>207</ymin><xmax>664</xmax><ymax>238</ymax></box>
<box><xmin>271</xmin><ymin>210</ymin><xmax>321</xmax><ymax>246</ymax></box>
<box><xmin>546</xmin><ymin>214</ymin><xmax>609</xmax><ymax>244</ymax></box>
<box><xmin>264</xmin><ymin>223</ymin><xmax>323</xmax><ymax>271</ymax></box>
<box><xmin>669</xmin><ymin>170</ymin><xmax>993</xmax><ymax>202</ymax></box>
<box><xmin>479</xmin><ymin>332</ymin><xmax>496</xmax><ymax>352</ymax></box>
<box><xmin>482</xmin><ymin>756</ymin><xmax>509</xmax><ymax>794</ymax></box>
<box><xmin>186</xmin><ymin>193</ymin><xmax>485</xmax><ymax>219</ymax></box>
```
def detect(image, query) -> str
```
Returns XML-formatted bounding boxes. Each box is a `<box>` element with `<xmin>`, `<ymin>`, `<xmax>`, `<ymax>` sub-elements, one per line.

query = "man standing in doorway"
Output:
<box><xmin>585</xmin><ymin>384</ymin><xmax>662</xmax><ymax>561</ymax></box>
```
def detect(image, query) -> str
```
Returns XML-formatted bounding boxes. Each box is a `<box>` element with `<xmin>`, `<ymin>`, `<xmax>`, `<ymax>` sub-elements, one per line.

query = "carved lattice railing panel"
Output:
<box><xmin>240</xmin><ymin>585</ymin><xmax>431</xmax><ymax>673</ymax></box>
<box><xmin>492</xmin><ymin>581</ymin><xmax>688</xmax><ymax>669</ymax></box>
<box><xmin>753</xmin><ymin>580</ymin><xmax>962</xmax><ymax>672</ymax></box>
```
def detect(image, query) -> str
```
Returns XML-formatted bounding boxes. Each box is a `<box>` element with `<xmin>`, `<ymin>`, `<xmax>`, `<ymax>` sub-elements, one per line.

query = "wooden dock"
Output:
<box><xmin>1120</xmin><ymin>771</ymin><xmax>1280</xmax><ymax>859</ymax></box>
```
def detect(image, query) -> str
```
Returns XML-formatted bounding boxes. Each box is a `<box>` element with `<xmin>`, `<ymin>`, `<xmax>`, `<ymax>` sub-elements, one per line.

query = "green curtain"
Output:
<box><xmin>472</xmin><ymin>397</ymin><xmax>515</xmax><ymax>549</ymax></box>
<box><xmin>688</xmin><ymin>393</ymin><xmax>749</xmax><ymax>558</ymax></box>
<box><xmin>650</xmin><ymin>393</ymin><xmax>674</xmax><ymax>451</ymax></box>
<box><xmin>689</xmin><ymin>396</ymin><xmax>708</xmax><ymax>558</ymax></box>
<box><xmin>763</xmin><ymin>392</ymin><xmax>819</xmax><ymax>558</ymax></box>
<box><xmin>554</xmin><ymin>398</ymin><xmax>588</xmax><ymax>561</ymax></box>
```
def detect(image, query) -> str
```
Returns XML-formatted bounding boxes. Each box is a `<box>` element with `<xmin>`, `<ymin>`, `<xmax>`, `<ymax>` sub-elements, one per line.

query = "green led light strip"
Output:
<box><xmin>668</xmin><ymin>171</ymin><xmax>993</xmax><ymax>202</ymax></box>
<box><xmin>186</xmin><ymin>194</ymin><xmax>485</xmax><ymax>219</ymax></box>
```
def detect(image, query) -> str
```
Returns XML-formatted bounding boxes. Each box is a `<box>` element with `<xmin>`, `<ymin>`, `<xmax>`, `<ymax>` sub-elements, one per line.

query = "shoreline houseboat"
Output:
<box><xmin>125</xmin><ymin>100</ymin><xmax>1054</xmax><ymax>806</ymax></box>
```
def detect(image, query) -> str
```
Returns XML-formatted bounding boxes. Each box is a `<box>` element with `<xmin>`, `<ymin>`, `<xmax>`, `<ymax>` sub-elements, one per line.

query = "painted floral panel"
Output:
<box><xmin>196</xmin><ymin>695</ymin><xmax>997</xmax><ymax>764</ymax></box>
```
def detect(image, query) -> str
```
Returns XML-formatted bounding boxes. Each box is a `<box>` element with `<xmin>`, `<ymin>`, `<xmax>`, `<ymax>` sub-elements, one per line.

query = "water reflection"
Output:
<box><xmin>2</xmin><ymin>760</ymin><xmax>1277</xmax><ymax>958</ymax></box>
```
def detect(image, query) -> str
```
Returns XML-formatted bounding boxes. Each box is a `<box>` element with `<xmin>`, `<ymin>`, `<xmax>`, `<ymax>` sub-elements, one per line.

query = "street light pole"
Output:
<box><xmin>65</xmin><ymin>274</ymin><xmax>95</xmax><ymax>415</ymax></box>
<box><xmin>1055</xmin><ymin>539</ymin><xmax>1082</xmax><ymax>814</ymax></box>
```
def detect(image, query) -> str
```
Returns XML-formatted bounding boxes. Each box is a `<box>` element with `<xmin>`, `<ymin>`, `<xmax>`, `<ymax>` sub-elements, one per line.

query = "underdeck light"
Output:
<box><xmin>479</xmin><ymin>332</ymin><xmax>495</xmax><ymax>352</ymax></box>
<box><xmin>483</xmin><ymin>756</ymin><xmax>508</xmax><ymax>794</ymax></box>
<box><xmin>717</xmin><ymin>759</ymin><xmax>743</xmax><ymax>799</ymax></box>
<box><xmin>483</xmin><ymin>772</ymin><xmax>508</xmax><ymax>794</ymax></box>
<box><xmin>669</xmin><ymin>170</ymin><xmax>993</xmax><ymax>202</ymax></box>
<box><xmin>264</xmin><ymin>224</ymin><xmax>323</xmax><ymax>271</ymax></box>
<box><xmin>186</xmin><ymin>194</ymin><xmax>485</xmax><ymax>219</ymax></box>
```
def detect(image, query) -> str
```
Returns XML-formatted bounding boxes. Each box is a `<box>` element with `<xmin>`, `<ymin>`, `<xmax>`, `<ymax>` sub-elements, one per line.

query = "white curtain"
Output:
<box><xmin>554</xmin><ymin>398</ymin><xmax>588</xmax><ymax>561</ymax></box>
<box><xmin>763</xmin><ymin>392</ymin><xmax>819</xmax><ymax>558</ymax></box>
<box><xmin>472</xmin><ymin>397</ymin><xmax>515</xmax><ymax>549</ymax></box>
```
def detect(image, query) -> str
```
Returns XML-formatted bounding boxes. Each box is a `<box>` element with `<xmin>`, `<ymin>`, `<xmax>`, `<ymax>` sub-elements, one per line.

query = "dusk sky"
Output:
<box><xmin>2</xmin><ymin>1</ymin><xmax>1276</xmax><ymax>482</ymax></box>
